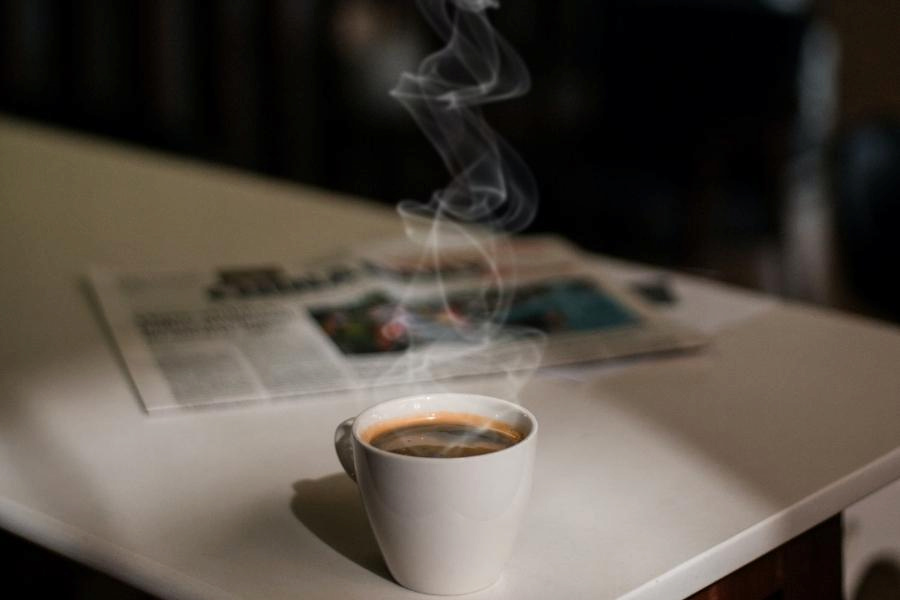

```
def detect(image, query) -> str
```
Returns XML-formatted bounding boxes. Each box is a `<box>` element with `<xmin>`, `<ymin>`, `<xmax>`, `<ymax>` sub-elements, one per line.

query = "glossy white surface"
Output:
<box><xmin>339</xmin><ymin>394</ymin><xmax>536</xmax><ymax>595</ymax></box>
<box><xmin>2</xmin><ymin>117</ymin><xmax>900</xmax><ymax>600</ymax></box>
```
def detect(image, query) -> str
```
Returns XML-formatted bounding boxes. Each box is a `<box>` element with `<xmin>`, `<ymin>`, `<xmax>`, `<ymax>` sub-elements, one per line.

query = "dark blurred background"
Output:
<box><xmin>1</xmin><ymin>0</ymin><xmax>899</xmax><ymax>323</ymax></box>
<box><xmin>1</xmin><ymin>3</ymin><xmax>900</xmax><ymax>597</ymax></box>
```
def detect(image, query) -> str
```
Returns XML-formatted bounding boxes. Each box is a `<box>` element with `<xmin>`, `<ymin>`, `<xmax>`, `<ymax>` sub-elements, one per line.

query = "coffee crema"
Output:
<box><xmin>363</xmin><ymin>412</ymin><xmax>525</xmax><ymax>458</ymax></box>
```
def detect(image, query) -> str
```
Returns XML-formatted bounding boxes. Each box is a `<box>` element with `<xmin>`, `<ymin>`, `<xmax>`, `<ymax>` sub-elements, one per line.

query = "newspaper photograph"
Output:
<box><xmin>89</xmin><ymin>236</ymin><xmax>707</xmax><ymax>412</ymax></box>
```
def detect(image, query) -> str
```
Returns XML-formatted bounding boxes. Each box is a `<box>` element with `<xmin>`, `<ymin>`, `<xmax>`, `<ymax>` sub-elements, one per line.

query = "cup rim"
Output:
<box><xmin>352</xmin><ymin>392</ymin><xmax>538</xmax><ymax>462</ymax></box>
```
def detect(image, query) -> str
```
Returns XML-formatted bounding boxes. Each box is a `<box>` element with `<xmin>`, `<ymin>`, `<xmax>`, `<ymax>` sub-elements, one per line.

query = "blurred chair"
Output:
<box><xmin>833</xmin><ymin>121</ymin><xmax>900</xmax><ymax>318</ymax></box>
<box><xmin>852</xmin><ymin>558</ymin><xmax>900</xmax><ymax>600</ymax></box>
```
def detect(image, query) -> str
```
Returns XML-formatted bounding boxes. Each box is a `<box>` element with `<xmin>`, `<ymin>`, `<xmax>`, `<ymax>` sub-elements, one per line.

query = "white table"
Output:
<box><xmin>2</xmin><ymin>116</ymin><xmax>899</xmax><ymax>600</ymax></box>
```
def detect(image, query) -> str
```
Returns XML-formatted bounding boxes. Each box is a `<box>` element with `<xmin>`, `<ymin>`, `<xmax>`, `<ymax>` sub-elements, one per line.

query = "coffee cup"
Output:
<box><xmin>334</xmin><ymin>392</ymin><xmax>537</xmax><ymax>595</ymax></box>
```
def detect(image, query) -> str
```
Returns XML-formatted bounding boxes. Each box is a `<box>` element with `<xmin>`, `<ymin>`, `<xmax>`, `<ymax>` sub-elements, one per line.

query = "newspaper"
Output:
<box><xmin>89</xmin><ymin>235</ymin><xmax>707</xmax><ymax>412</ymax></box>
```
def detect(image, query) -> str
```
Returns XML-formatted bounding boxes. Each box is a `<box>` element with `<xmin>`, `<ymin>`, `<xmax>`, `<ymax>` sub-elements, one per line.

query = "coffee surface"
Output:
<box><xmin>366</xmin><ymin>413</ymin><xmax>524</xmax><ymax>458</ymax></box>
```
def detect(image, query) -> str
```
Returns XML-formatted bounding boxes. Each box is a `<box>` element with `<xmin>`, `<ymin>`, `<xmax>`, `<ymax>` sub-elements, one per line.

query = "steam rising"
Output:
<box><xmin>377</xmin><ymin>0</ymin><xmax>544</xmax><ymax>398</ymax></box>
<box><xmin>390</xmin><ymin>0</ymin><xmax>537</xmax><ymax>233</ymax></box>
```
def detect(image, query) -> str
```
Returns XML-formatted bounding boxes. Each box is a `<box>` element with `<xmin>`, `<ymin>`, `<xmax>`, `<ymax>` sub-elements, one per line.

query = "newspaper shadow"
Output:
<box><xmin>290</xmin><ymin>473</ymin><xmax>391</xmax><ymax>580</ymax></box>
<box><xmin>79</xmin><ymin>278</ymin><xmax>147</xmax><ymax>413</ymax></box>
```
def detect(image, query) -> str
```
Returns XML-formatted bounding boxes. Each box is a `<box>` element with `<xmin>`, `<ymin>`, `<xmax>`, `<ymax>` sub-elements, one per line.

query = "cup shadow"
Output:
<box><xmin>290</xmin><ymin>473</ymin><xmax>392</xmax><ymax>581</ymax></box>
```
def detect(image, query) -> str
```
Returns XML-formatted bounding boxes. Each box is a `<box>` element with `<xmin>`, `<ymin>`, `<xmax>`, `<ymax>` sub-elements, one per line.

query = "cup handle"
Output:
<box><xmin>334</xmin><ymin>417</ymin><xmax>357</xmax><ymax>482</ymax></box>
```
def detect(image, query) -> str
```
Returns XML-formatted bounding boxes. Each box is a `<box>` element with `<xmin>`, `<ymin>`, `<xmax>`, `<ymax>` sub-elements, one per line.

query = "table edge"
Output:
<box><xmin>618</xmin><ymin>445</ymin><xmax>900</xmax><ymax>600</ymax></box>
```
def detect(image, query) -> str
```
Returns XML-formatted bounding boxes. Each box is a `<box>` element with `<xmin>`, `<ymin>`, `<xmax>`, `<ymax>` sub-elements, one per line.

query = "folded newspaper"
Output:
<box><xmin>89</xmin><ymin>235</ymin><xmax>706</xmax><ymax>412</ymax></box>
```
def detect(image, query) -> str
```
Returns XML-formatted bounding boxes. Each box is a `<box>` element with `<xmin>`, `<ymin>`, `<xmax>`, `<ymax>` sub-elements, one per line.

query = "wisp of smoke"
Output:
<box><xmin>375</xmin><ymin>0</ymin><xmax>544</xmax><ymax>400</ymax></box>
<box><xmin>390</xmin><ymin>0</ymin><xmax>536</xmax><ymax>233</ymax></box>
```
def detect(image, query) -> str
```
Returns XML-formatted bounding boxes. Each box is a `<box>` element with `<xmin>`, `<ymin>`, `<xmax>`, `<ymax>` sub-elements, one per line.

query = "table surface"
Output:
<box><xmin>2</xmin><ymin>116</ymin><xmax>900</xmax><ymax>600</ymax></box>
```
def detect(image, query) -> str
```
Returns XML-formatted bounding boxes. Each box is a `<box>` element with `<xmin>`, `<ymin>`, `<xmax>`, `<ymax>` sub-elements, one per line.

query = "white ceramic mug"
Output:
<box><xmin>334</xmin><ymin>392</ymin><xmax>537</xmax><ymax>595</ymax></box>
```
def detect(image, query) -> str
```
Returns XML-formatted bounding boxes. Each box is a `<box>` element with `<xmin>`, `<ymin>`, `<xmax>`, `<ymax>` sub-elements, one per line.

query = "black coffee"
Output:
<box><xmin>367</xmin><ymin>414</ymin><xmax>524</xmax><ymax>458</ymax></box>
